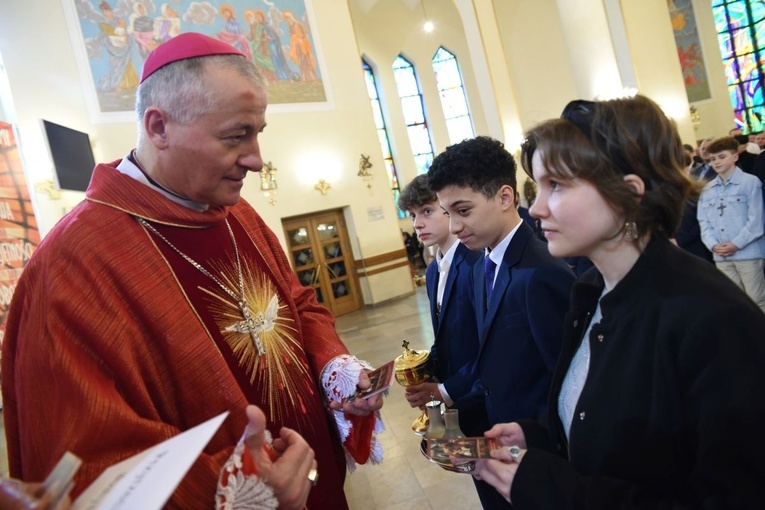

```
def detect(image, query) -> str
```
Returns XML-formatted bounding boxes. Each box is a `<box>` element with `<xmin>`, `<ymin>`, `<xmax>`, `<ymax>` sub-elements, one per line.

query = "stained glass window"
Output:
<box><xmin>711</xmin><ymin>0</ymin><xmax>765</xmax><ymax>132</ymax></box>
<box><xmin>362</xmin><ymin>58</ymin><xmax>405</xmax><ymax>218</ymax></box>
<box><xmin>432</xmin><ymin>47</ymin><xmax>474</xmax><ymax>144</ymax></box>
<box><xmin>393</xmin><ymin>55</ymin><xmax>434</xmax><ymax>175</ymax></box>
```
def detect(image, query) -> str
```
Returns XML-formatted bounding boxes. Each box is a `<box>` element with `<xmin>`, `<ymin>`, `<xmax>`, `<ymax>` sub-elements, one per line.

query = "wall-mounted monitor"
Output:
<box><xmin>42</xmin><ymin>119</ymin><xmax>96</xmax><ymax>192</ymax></box>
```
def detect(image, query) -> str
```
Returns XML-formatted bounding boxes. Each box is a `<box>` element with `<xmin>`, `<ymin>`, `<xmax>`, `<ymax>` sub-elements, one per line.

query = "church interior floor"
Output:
<box><xmin>338</xmin><ymin>286</ymin><xmax>482</xmax><ymax>509</ymax></box>
<box><xmin>0</xmin><ymin>286</ymin><xmax>483</xmax><ymax>509</ymax></box>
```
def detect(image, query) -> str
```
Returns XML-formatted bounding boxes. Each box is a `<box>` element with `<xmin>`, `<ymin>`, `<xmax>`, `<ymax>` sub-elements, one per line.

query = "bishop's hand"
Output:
<box><xmin>244</xmin><ymin>405</ymin><xmax>315</xmax><ymax>510</ymax></box>
<box><xmin>328</xmin><ymin>370</ymin><xmax>384</xmax><ymax>416</ymax></box>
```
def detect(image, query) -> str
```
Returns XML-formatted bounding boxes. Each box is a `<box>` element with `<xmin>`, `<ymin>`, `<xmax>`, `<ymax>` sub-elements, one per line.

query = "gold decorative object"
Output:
<box><xmin>358</xmin><ymin>154</ymin><xmax>373</xmax><ymax>177</ymax></box>
<box><xmin>358</xmin><ymin>154</ymin><xmax>374</xmax><ymax>193</ymax></box>
<box><xmin>690</xmin><ymin>105</ymin><xmax>701</xmax><ymax>129</ymax></box>
<box><xmin>260</xmin><ymin>161</ymin><xmax>277</xmax><ymax>206</ymax></box>
<box><xmin>315</xmin><ymin>179</ymin><xmax>331</xmax><ymax>195</ymax></box>
<box><xmin>35</xmin><ymin>179</ymin><xmax>61</xmax><ymax>200</ymax></box>
<box><xmin>394</xmin><ymin>339</ymin><xmax>434</xmax><ymax>434</ymax></box>
<box><xmin>260</xmin><ymin>161</ymin><xmax>277</xmax><ymax>190</ymax></box>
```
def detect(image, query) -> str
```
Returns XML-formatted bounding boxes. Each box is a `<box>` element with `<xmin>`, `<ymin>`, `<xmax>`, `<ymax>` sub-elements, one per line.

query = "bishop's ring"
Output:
<box><xmin>508</xmin><ymin>445</ymin><xmax>522</xmax><ymax>461</ymax></box>
<box><xmin>307</xmin><ymin>467</ymin><xmax>319</xmax><ymax>487</ymax></box>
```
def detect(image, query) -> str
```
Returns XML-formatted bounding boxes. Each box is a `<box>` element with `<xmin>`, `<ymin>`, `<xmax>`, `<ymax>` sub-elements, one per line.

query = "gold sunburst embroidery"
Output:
<box><xmin>201</xmin><ymin>257</ymin><xmax>316</xmax><ymax>428</ymax></box>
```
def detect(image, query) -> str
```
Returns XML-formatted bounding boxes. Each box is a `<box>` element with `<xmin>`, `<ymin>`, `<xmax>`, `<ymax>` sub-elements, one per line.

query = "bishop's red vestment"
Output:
<box><xmin>2</xmin><ymin>161</ymin><xmax>381</xmax><ymax>509</ymax></box>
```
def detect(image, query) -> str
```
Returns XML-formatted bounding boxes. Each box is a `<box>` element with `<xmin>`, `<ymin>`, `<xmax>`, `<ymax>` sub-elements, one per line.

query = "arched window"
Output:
<box><xmin>432</xmin><ymin>46</ymin><xmax>474</xmax><ymax>144</ymax></box>
<box><xmin>362</xmin><ymin>58</ymin><xmax>405</xmax><ymax>218</ymax></box>
<box><xmin>393</xmin><ymin>55</ymin><xmax>434</xmax><ymax>175</ymax></box>
<box><xmin>712</xmin><ymin>0</ymin><xmax>765</xmax><ymax>132</ymax></box>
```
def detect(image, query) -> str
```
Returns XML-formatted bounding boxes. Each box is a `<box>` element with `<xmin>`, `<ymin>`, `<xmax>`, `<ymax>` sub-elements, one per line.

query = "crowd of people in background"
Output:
<box><xmin>679</xmin><ymin>128</ymin><xmax>765</xmax><ymax>312</ymax></box>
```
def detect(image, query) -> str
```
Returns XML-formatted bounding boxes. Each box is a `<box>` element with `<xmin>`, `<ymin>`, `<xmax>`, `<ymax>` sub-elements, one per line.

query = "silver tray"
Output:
<box><xmin>419</xmin><ymin>438</ymin><xmax>475</xmax><ymax>474</ymax></box>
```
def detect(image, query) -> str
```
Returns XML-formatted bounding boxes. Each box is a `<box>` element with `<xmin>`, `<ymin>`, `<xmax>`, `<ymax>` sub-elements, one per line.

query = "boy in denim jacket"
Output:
<box><xmin>698</xmin><ymin>136</ymin><xmax>765</xmax><ymax>312</ymax></box>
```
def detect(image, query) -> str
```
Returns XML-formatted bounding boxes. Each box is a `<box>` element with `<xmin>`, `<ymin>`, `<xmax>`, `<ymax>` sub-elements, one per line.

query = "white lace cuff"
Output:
<box><xmin>215</xmin><ymin>429</ymin><xmax>278</xmax><ymax>509</ymax></box>
<box><xmin>321</xmin><ymin>354</ymin><xmax>386</xmax><ymax>471</ymax></box>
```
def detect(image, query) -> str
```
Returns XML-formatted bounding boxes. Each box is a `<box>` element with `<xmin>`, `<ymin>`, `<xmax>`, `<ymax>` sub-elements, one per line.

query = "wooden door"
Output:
<box><xmin>282</xmin><ymin>210</ymin><xmax>363</xmax><ymax>316</ymax></box>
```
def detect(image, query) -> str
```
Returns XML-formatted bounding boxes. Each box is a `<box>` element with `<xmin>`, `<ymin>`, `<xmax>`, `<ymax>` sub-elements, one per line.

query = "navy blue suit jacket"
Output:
<box><xmin>444</xmin><ymin>221</ymin><xmax>575</xmax><ymax>426</ymax></box>
<box><xmin>425</xmin><ymin>243</ymin><xmax>486</xmax><ymax>435</ymax></box>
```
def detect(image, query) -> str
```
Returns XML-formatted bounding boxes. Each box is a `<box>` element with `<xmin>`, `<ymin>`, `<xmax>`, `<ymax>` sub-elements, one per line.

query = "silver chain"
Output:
<box><xmin>137</xmin><ymin>217</ymin><xmax>246</xmax><ymax>305</ymax></box>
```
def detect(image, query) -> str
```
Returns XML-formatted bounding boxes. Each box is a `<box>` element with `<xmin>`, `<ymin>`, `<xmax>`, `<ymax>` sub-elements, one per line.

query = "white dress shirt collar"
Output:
<box><xmin>116</xmin><ymin>155</ymin><xmax>209</xmax><ymax>212</ymax></box>
<box><xmin>485</xmin><ymin>218</ymin><xmax>523</xmax><ymax>267</ymax></box>
<box><xmin>436</xmin><ymin>239</ymin><xmax>459</xmax><ymax>308</ymax></box>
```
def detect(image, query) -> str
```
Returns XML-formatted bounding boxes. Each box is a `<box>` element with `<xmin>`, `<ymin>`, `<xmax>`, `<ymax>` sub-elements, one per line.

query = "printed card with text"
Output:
<box><xmin>427</xmin><ymin>437</ymin><xmax>500</xmax><ymax>462</ymax></box>
<box><xmin>345</xmin><ymin>359</ymin><xmax>394</xmax><ymax>402</ymax></box>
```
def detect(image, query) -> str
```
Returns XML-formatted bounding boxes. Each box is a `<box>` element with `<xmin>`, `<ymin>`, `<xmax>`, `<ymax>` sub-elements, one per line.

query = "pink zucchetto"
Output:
<box><xmin>139</xmin><ymin>32</ymin><xmax>245</xmax><ymax>83</ymax></box>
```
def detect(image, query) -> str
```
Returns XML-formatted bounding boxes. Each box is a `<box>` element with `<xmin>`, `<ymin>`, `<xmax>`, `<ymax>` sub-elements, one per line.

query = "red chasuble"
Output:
<box><xmin>2</xmin><ymin>161</ymin><xmax>375</xmax><ymax>509</ymax></box>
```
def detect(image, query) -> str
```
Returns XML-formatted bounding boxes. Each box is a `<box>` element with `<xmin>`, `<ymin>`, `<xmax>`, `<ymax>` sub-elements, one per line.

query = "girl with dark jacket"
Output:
<box><xmin>472</xmin><ymin>95</ymin><xmax>765</xmax><ymax>509</ymax></box>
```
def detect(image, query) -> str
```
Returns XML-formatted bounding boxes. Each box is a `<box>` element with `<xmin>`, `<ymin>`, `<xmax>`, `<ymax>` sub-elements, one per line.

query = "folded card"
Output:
<box><xmin>72</xmin><ymin>411</ymin><xmax>229</xmax><ymax>510</ymax></box>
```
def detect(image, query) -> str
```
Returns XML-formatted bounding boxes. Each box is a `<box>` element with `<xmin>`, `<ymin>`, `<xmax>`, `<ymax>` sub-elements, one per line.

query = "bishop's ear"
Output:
<box><xmin>143</xmin><ymin>107</ymin><xmax>170</xmax><ymax>149</ymax></box>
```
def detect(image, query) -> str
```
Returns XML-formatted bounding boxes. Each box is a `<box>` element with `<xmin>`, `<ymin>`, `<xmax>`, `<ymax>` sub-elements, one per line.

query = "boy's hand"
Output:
<box><xmin>405</xmin><ymin>382</ymin><xmax>442</xmax><ymax>408</ymax></box>
<box><xmin>713</xmin><ymin>242</ymin><xmax>739</xmax><ymax>257</ymax></box>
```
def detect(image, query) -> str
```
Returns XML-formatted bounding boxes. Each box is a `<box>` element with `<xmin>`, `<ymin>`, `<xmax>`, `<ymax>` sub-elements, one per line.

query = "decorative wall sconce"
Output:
<box><xmin>35</xmin><ymin>179</ymin><xmax>61</xmax><ymax>200</ymax></box>
<box><xmin>315</xmin><ymin>179</ymin><xmax>331</xmax><ymax>195</ymax></box>
<box><xmin>690</xmin><ymin>105</ymin><xmax>701</xmax><ymax>129</ymax></box>
<box><xmin>358</xmin><ymin>154</ymin><xmax>374</xmax><ymax>193</ymax></box>
<box><xmin>260</xmin><ymin>161</ymin><xmax>278</xmax><ymax>206</ymax></box>
<box><xmin>358</xmin><ymin>154</ymin><xmax>373</xmax><ymax>177</ymax></box>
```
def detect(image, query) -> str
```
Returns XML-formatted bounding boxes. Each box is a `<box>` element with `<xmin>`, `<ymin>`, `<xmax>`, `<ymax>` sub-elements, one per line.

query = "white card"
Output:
<box><xmin>72</xmin><ymin>411</ymin><xmax>229</xmax><ymax>510</ymax></box>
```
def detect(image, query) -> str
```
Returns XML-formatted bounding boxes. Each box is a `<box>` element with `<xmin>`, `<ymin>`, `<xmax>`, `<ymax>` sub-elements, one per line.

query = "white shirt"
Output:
<box><xmin>558</xmin><ymin>292</ymin><xmax>605</xmax><ymax>439</ymax></box>
<box><xmin>484</xmin><ymin>218</ymin><xmax>524</xmax><ymax>286</ymax></box>
<box><xmin>436</xmin><ymin>239</ymin><xmax>459</xmax><ymax>310</ymax></box>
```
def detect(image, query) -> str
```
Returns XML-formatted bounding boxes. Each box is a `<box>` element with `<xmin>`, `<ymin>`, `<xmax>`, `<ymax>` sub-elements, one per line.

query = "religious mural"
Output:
<box><xmin>667</xmin><ymin>0</ymin><xmax>712</xmax><ymax>103</ymax></box>
<box><xmin>0</xmin><ymin>123</ymin><xmax>41</xmax><ymax>351</ymax></box>
<box><xmin>69</xmin><ymin>0</ymin><xmax>328</xmax><ymax>116</ymax></box>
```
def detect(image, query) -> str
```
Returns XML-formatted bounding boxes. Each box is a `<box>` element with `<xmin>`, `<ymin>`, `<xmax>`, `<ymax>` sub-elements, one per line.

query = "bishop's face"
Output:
<box><xmin>156</xmin><ymin>67</ymin><xmax>267</xmax><ymax>207</ymax></box>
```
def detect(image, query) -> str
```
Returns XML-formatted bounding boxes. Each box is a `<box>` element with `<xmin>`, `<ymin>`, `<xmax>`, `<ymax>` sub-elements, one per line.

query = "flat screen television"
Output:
<box><xmin>42</xmin><ymin>119</ymin><xmax>96</xmax><ymax>192</ymax></box>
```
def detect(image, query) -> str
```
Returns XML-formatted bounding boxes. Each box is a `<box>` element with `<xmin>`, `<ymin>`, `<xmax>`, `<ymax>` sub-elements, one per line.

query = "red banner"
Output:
<box><xmin>0</xmin><ymin>122</ymin><xmax>41</xmax><ymax>347</ymax></box>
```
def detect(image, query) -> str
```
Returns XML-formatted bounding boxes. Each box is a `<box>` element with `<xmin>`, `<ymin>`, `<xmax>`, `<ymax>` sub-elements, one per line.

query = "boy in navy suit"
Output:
<box><xmin>424</xmin><ymin>136</ymin><xmax>574</xmax><ymax>508</ymax></box>
<box><xmin>398</xmin><ymin>175</ymin><xmax>487</xmax><ymax>436</ymax></box>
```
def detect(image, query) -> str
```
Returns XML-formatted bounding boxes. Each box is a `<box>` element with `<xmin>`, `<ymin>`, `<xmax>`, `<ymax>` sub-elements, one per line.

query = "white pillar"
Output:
<box><xmin>453</xmin><ymin>0</ymin><xmax>523</xmax><ymax>150</ymax></box>
<box><xmin>554</xmin><ymin>0</ymin><xmax>624</xmax><ymax>100</ymax></box>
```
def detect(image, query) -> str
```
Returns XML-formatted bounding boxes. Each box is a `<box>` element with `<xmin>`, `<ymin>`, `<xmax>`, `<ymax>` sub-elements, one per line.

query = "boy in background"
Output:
<box><xmin>425</xmin><ymin>136</ymin><xmax>574</xmax><ymax>508</ymax></box>
<box><xmin>698</xmin><ymin>136</ymin><xmax>765</xmax><ymax>312</ymax></box>
<box><xmin>398</xmin><ymin>175</ymin><xmax>487</xmax><ymax>436</ymax></box>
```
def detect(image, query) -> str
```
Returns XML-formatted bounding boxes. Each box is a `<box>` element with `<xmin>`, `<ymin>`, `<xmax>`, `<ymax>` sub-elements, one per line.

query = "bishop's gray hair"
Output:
<box><xmin>135</xmin><ymin>54</ymin><xmax>266</xmax><ymax>128</ymax></box>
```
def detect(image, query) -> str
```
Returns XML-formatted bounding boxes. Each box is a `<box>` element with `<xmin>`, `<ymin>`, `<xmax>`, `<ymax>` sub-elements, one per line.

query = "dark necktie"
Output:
<box><xmin>485</xmin><ymin>254</ymin><xmax>497</xmax><ymax>304</ymax></box>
